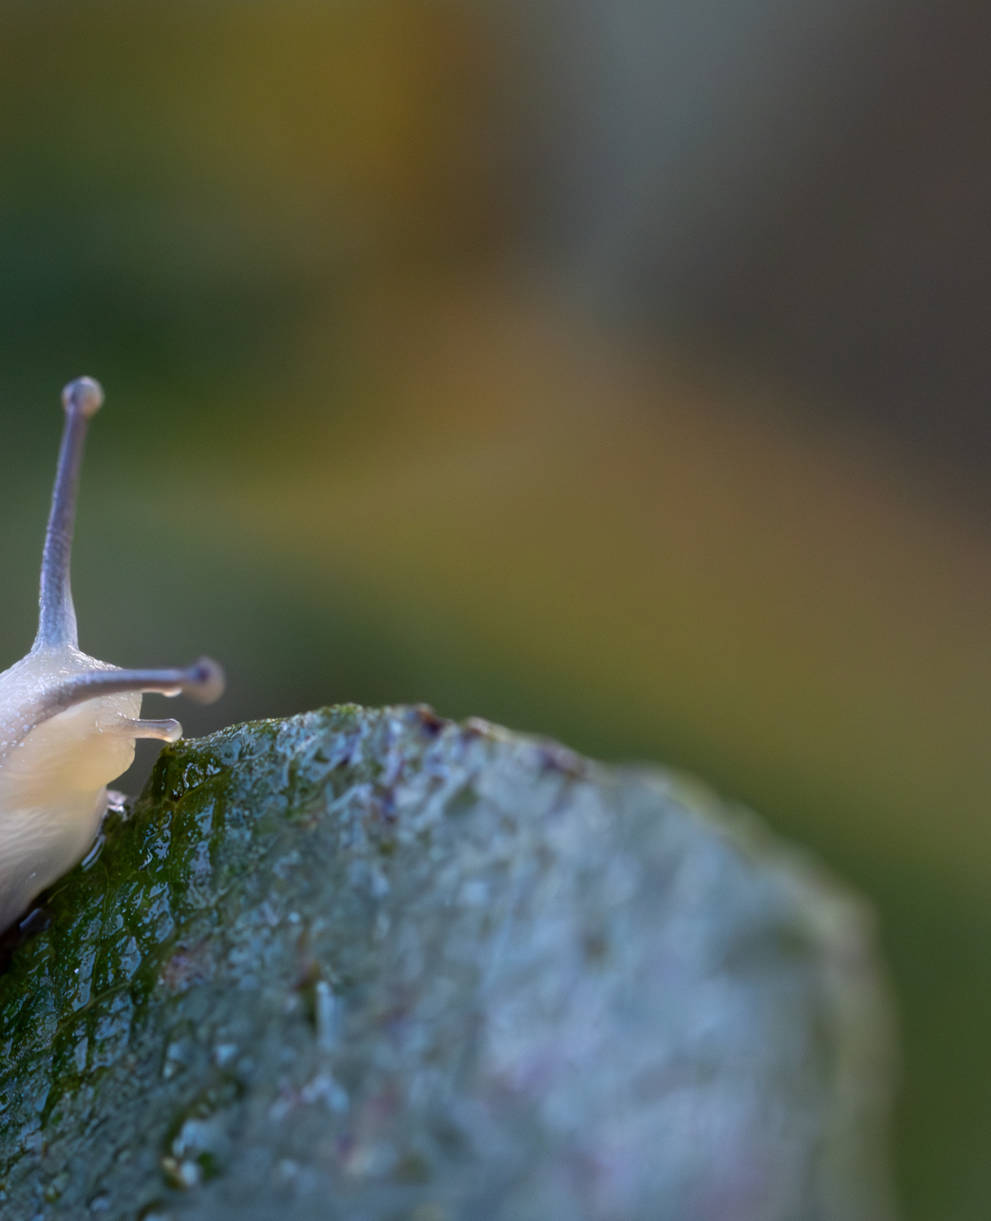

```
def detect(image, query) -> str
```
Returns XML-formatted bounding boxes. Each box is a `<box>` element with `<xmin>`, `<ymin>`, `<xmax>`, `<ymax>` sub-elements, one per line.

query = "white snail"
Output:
<box><xmin>0</xmin><ymin>378</ymin><xmax>224</xmax><ymax>933</ymax></box>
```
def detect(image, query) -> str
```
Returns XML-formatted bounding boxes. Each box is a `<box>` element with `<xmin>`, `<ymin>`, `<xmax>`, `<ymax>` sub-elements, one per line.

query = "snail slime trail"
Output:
<box><xmin>0</xmin><ymin>378</ymin><xmax>224</xmax><ymax>934</ymax></box>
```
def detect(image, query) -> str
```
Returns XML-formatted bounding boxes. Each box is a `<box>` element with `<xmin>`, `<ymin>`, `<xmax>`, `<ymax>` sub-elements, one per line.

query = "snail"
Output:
<box><xmin>0</xmin><ymin>378</ymin><xmax>224</xmax><ymax>933</ymax></box>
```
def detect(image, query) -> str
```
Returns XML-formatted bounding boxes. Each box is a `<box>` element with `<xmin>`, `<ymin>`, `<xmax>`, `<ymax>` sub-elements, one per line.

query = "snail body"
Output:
<box><xmin>0</xmin><ymin>378</ymin><xmax>223</xmax><ymax>932</ymax></box>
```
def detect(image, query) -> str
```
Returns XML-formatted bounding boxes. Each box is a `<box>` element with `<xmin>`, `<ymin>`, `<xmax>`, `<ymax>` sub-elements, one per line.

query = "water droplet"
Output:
<box><xmin>161</xmin><ymin>1036</ymin><xmax>195</xmax><ymax>1081</ymax></box>
<box><xmin>161</xmin><ymin>1154</ymin><xmax>202</xmax><ymax>1190</ymax></box>
<box><xmin>43</xmin><ymin>1168</ymin><xmax>71</xmax><ymax>1202</ymax></box>
<box><xmin>300</xmin><ymin>1071</ymin><xmax>349</xmax><ymax>1114</ymax></box>
<box><xmin>137</xmin><ymin>1206</ymin><xmax>173</xmax><ymax>1221</ymax></box>
<box><xmin>212</xmin><ymin>1042</ymin><xmax>238</xmax><ymax>1069</ymax></box>
<box><xmin>314</xmin><ymin>980</ymin><xmax>341</xmax><ymax>1051</ymax></box>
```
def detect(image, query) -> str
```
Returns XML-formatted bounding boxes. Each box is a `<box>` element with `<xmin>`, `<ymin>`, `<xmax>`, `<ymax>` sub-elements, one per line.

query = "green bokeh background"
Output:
<box><xmin>0</xmin><ymin>5</ymin><xmax>988</xmax><ymax>1218</ymax></box>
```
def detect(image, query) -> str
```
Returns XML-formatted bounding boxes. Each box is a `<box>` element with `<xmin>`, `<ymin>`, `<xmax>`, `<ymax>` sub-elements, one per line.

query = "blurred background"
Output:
<box><xmin>0</xmin><ymin>2</ymin><xmax>988</xmax><ymax>1216</ymax></box>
